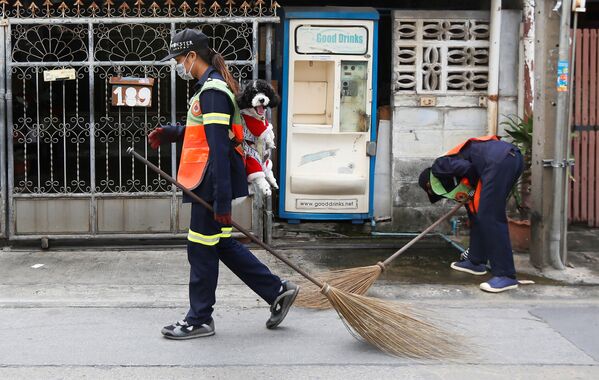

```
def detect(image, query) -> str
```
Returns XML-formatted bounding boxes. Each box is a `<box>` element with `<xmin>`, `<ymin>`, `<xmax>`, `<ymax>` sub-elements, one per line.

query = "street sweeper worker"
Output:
<box><xmin>418</xmin><ymin>135</ymin><xmax>523</xmax><ymax>293</ymax></box>
<box><xmin>148</xmin><ymin>29</ymin><xmax>299</xmax><ymax>339</ymax></box>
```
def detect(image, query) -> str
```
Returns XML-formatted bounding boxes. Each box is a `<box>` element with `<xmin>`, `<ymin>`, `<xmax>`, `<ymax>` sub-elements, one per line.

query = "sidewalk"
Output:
<box><xmin>0</xmin><ymin>243</ymin><xmax>598</xmax><ymax>379</ymax></box>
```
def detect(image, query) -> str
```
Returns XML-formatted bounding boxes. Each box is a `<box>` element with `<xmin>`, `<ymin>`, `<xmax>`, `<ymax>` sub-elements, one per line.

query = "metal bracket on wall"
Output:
<box><xmin>542</xmin><ymin>159</ymin><xmax>575</xmax><ymax>168</ymax></box>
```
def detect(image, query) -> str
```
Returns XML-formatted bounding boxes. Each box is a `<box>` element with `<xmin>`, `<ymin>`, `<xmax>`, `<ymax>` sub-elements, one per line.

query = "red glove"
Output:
<box><xmin>148</xmin><ymin>127</ymin><xmax>164</xmax><ymax>150</ymax></box>
<box><xmin>214</xmin><ymin>213</ymin><xmax>232</xmax><ymax>225</ymax></box>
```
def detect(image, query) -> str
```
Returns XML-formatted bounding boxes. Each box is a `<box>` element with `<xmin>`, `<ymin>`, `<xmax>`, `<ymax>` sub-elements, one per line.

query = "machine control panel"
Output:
<box><xmin>340</xmin><ymin>61</ymin><xmax>368</xmax><ymax>132</ymax></box>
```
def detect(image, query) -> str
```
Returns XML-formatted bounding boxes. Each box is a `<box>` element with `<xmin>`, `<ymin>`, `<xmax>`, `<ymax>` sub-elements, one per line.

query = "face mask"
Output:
<box><xmin>175</xmin><ymin>53</ymin><xmax>195</xmax><ymax>81</ymax></box>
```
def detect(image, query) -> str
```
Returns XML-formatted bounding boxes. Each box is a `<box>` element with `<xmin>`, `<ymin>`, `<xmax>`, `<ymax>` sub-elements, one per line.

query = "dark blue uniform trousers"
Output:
<box><xmin>467</xmin><ymin>149</ymin><xmax>524</xmax><ymax>277</ymax></box>
<box><xmin>185</xmin><ymin>202</ymin><xmax>282</xmax><ymax>326</ymax></box>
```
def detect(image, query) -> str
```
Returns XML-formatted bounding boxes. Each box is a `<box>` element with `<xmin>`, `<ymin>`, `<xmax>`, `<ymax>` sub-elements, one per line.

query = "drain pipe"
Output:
<box><xmin>561</xmin><ymin>10</ymin><xmax>577</xmax><ymax>265</ymax></box>
<box><xmin>487</xmin><ymin>0</ymin><xmax>502</xmax><ymax>135</ymax></box>
<box><xmin>546</xmin><ymin>0</ymin><xmax>572</xmax><ymax>270</ymax></box>
<box><xmin>563</xmin><ymin>2</ymin><xmax>586</xmax><ymax>264</ymax></box>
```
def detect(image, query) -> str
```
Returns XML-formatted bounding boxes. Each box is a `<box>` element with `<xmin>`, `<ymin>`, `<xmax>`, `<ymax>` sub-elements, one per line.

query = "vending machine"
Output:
<box><xmin>278</xmin><ymin>7</ymin><xmax>379</xmax><ymax>223</ymax></box>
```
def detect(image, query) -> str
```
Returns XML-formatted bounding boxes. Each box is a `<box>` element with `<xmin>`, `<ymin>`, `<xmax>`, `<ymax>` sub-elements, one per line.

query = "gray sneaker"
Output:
<box><xmin>161</xmin><ymin>319</ymin><xmax>215</xmax><ymax>340</ymax></box>
<box><xmin>266</xmin><ymin>280</ymin><xmax>299</xmax><ymax>329</ymax></box>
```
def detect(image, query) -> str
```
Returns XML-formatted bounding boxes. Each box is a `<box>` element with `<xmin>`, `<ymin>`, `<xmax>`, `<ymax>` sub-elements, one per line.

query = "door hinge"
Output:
<box><xmin>366</xmin><ymin>141</ymin><xmax>377</xmax><ymax>157</ymax></box>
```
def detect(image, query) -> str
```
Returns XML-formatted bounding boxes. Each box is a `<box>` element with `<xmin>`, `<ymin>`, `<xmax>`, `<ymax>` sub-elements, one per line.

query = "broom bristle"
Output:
<box><xmin>322</xmin><ymin>284</ymin><xmax>464</xmax><ymax>359</ymax></box>
<box><xmin>294</xmin><ymin>265</ymin><xmax>383</xmax><ymax>309</ymax></box>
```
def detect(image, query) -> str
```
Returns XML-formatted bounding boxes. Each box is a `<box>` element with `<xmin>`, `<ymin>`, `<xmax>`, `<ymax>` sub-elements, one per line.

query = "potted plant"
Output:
<box><xmin>501</xmin><ymin>115</ymin><xmax>532</xmax><ymax>251</ymax></box>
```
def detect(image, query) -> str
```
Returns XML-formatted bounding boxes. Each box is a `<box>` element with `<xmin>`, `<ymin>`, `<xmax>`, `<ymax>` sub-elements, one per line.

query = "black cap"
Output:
<box><xmin>161</xmin><ymin>29</ymin><xmax>210</xmax><ymax>62</ymax></box>
<box><xmin>418</xmin><ymin>167</ymin><xmax>444</xmax><ymax>204</ymax></box>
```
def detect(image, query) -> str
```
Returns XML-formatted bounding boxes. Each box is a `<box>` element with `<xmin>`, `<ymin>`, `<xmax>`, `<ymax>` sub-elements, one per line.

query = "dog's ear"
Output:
<box><xmin>235</xmin><ymin>83</ymin><xmax>251</xmax><ymax>109</ymax></box>
<box><xmin>264</xmin><ymin>83</ymin><xmax>280</xmax><ymax>108</ymax></box>
<box><xmin>268</xmin><ymin>90</ymin><xmax>280</xmax><ymax>108</ymax></box>
<box><xmin>235</xmin><ymin>92</ymin><xmax>245</xmax><ymax>108</ymax></box>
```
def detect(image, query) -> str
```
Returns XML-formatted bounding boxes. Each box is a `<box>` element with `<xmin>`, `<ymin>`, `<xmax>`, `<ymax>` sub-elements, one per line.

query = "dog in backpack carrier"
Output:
<box><xmin>236</xmin><ymin>79</ymin><xmax>280</xmax><ymax>196</ymax></box>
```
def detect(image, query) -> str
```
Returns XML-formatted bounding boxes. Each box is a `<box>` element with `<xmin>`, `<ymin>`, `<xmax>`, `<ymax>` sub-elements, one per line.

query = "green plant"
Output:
<box><xmin>501</xmin><ymin>114</ymin><xmax>533</xmax><ymax>216</ymax></box>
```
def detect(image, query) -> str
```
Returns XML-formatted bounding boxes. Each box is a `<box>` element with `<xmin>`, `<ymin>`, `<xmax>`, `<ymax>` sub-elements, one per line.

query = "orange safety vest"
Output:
<box><xmin>442</xmin><ymin>135</ymin><xmax>500</xmax><ymax>213</ymax></box>
<box><xmin>178</xmin><ymin>79</ymin><xmax>245</xmax><ymax>190</ymax></box>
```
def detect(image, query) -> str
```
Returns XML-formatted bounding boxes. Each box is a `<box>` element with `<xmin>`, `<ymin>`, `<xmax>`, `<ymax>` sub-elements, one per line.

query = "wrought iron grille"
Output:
<box><xmin>393</xmin><ymin>15</ymin><xmax>490</xmax><ymax>94</ymax></box>
<box><xmin>0</xmin><ymin>0</ymin><xmax>280</xmax><ymax>19</ymax></box>
<box><xmin>1</xmin><ymin>0</ymin><xmax>279</xmax><ymax>238</ymax></box>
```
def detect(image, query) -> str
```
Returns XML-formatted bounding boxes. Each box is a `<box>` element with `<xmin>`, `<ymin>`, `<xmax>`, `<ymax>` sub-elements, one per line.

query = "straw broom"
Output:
<box><xmin>128</xmin><ymin>148</ymin><xmax>463</xmax><ymax>359</ymax></box>
<box><xmin>295</xmin><ymin>203</ymin><xmax>464</xmax><ymax>309</ymax></box>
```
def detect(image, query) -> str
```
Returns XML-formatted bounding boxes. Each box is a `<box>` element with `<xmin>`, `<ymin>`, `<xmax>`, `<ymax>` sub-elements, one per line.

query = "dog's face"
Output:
<box><xmin>236</xmin><ymin>79</ymin><xmax>280</xmax><ymax>118</ymax></box>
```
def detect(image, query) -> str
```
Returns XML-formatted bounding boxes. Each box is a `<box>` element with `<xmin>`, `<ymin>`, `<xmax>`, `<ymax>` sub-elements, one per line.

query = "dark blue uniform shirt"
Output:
<box><xmin>431</xmin><ymin>139</ymin><xmax>515</xmax><ymax>190</ymax></box>
<box><xmin>167</xmin><ymin>67</ymin><xmax>248</xmax><ymax>214</ymax></box>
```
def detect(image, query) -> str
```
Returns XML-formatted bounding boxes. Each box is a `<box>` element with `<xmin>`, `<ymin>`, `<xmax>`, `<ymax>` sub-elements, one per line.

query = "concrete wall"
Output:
<box><xmin>389</xmin><ymin>10</ymin><xmax>522</xmax><ymax>231</ymax></box>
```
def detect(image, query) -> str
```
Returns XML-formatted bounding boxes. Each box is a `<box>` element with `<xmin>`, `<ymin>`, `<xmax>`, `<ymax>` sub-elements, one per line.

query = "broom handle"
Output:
<box><xmin>127</xmin><ymin>148</ymin><xmax>324</xmax><ymax>289</ymax></box>
<box><xmin>382</xmin><ymin>203</ymin><xmax>463</xmax><ymax>266</ymax></box>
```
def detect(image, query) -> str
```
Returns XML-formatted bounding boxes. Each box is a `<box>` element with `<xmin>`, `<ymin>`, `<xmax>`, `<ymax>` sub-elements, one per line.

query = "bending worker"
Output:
<box><xmin>418</xmin><ymin>135</ymin><xmax>523</xmax><ymax>293</ymax></box>
<box><xmin>149</xmin><ymin>29</ymin><xmax>299</xmax><ymax>339</ymax></box>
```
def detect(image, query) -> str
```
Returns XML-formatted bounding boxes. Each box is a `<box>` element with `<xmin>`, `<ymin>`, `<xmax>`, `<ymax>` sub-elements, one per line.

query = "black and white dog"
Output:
<box><xmin>236</xmin><ymin>80</ymin><xmax>280</xmax><ymax>196</ymax></box>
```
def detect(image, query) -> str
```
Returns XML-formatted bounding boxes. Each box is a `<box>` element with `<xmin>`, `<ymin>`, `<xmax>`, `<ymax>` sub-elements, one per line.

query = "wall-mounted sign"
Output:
<box><xmin>295</xmin><ymin>25</ymin><xmax>368</xmax><ymax>55</ymax></box>
<box><xmin>109</xmin><ymin>77</ymin><xmax>155</xmax><ymax>107</ymax></box>
<box><xmin>43</xmin><ymin>68</ymin><xmax>76</xmax><ymax>82</ymax></box>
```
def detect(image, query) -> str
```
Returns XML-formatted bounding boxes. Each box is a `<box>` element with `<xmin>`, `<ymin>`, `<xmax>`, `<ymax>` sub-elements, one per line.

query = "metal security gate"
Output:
<box><xmin>0</xmin><ymin>1</ymin><xmax>279</xmax><ymax>241</ymax></box>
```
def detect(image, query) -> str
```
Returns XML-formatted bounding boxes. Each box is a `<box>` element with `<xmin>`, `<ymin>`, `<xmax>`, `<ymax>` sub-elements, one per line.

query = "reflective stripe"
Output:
<box><xmin>203</xmin><ymin>112</ymin><xmax>231</xmax><ymax>125</ymax></box>
<box><xmin>187</xmin><ymin>227</ymin><xmax>234</xmax><ymax>245</ymax></box>
<box><xmin>187</xmin><ymin>229</ymin><xmax>221</xmax><ymax>246</ymax></box>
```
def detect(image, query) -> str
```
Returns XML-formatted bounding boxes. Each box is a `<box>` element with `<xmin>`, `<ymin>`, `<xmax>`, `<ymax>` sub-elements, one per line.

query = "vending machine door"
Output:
<box><xmin>280</xmin><ymin>15</ymin><xmax>378</xmax><ymax>220</ymax></box>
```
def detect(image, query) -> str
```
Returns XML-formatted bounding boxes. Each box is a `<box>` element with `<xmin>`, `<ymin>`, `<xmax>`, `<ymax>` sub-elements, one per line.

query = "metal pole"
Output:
<box><xmin>170</xmin><ymin>22</ymin><xmax>178</xmax><ymax>233</ymax></box>
<box><xmin>251</xmin><ymin>20</ymin><xmax>263</xmax><ymax>240</ymax></box>
<box><xmin>561</xmin><ymin>11</ymin><xmax>579</xmax><ymax>264</ymax></box>
<box><xmin>0</xmin><ymin>22</ymin><xmax>6</xmax><ymax>238</ymax></box>
<box><xmin>486</xmin><ymin>0</ymin><xmax>502</xmax><ymax>135</ymax></box>
<box><xmin>264</xmin><ymin>24</ymin><xmax>273</xmax><ymax>245</ymax></box>
<box><xmin>252</xmin><ymin>21</ymin><xmax>259</xmax><ymax>80</ymax></box>
<box><xmin>88</xmin><ymin>22</ymin><xmax>97</xmax><ymax>235</ymax></box>
<box><xmin>5</xmin><ymin>22</ymin><xmax>14</xmax><ymax>237</ymax></box>
<box><xmin>548</xmin><ymin>0</ymin><xmax>572</xmax><ymax>270</ymax></box>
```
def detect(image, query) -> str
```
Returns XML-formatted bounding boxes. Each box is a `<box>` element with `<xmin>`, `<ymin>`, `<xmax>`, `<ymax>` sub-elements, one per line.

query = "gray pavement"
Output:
<box><xmin>1</xmin><ymin>247</ymin><xmax>598</xmax><ymax>379</ymax></box>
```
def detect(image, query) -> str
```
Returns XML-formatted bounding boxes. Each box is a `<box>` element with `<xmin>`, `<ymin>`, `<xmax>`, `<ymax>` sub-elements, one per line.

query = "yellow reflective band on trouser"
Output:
<box><xmin>203</xmin><ymin>112</ymin><xmax>231</xmax><ymax>126</ymax></box>
<box><xmin>187</xmin><ymin>227</ymin><xmax>234</xmax><ymax>246</ymax></box>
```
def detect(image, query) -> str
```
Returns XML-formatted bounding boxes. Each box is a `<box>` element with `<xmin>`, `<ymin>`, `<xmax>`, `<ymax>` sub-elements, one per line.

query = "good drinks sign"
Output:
<box><xmin>295</xmin><ymin>26</ymin><xmax>368</xmax><ymax>55</ymax></box>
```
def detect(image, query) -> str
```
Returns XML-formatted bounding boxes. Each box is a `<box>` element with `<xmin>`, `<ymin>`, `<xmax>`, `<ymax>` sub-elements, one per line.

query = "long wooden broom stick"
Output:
<box><xmin>294</xmin><ymin>203</ymin><xmax>463</xmax><ymax>309</ymax></box>
<box><xmin>128</xmin><ymin>148</ymin><xmax>463</xmax><ymax>359</ymax></box>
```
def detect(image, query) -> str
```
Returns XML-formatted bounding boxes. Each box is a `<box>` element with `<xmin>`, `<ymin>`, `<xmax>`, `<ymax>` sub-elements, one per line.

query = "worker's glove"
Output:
<box><xmin>263</xmin><ymin>159</ymin><xmax>279</xmax><ymax>190</ymax></box>
<box><xmin>260</xmin><ymin>124</ymin><xmax>276</xmax><ymax>150</ymax></box>
<box><xmin>148</xmin><ymin>123</ymin><xmax>183</xmax><ymax>149</ymax></box>
<box><xmin>455</xmin><ymin>192</ymin><xmax>471</xmax><ymax>204</ymax></box>
<box><xmin>214</xmin><ymin>212</ymin><xmax>232</xmax><ymax>225</ymax></box>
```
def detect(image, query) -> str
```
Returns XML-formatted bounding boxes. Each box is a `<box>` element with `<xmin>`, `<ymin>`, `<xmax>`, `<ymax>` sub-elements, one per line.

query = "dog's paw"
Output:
<box><xmin>254</xmin><ymin>176</ymin><xmax>272</xmax><ymax>197</ymax></box>
<box><xmin>265</xmin><ymin>170</ymin><xmax>278</xmax><ymax>190</ymax></box>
